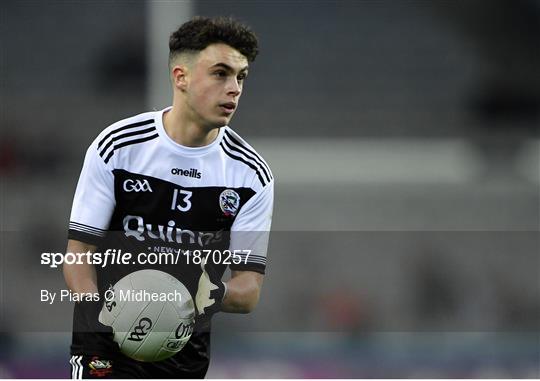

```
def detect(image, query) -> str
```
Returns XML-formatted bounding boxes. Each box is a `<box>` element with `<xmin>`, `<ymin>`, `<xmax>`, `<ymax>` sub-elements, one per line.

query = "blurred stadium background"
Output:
<box><xmin>1</xmin><ymin>0</ymin><xmax>539</xmax><ymax>378</ymax></box>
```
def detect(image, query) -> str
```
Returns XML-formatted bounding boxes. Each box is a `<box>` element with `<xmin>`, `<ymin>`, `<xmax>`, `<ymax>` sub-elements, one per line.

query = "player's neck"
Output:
<box><xmin>163</xmin><ymin>106</ymin><xmax>219</xmax><ymax>148</ymax></box>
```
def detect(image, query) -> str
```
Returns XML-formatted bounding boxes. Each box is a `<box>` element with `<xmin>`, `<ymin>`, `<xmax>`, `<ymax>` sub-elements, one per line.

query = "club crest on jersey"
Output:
<box><xmin>219</xmin><ymin>189</ymin><xmax>240</xmax><ymax>217</ymax></box>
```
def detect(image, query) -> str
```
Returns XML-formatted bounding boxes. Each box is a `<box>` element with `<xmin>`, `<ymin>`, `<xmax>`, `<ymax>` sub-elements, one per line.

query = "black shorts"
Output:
<box><xmin>69</xmin><ymin>354</ymin><xmax>209</xmax><ymax>379</ymax></box>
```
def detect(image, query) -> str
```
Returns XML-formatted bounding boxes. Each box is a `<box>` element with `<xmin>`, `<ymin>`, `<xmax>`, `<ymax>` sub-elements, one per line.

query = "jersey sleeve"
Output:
<box><xmin>229</xmin><ymin>181</ymin><xmax>274</xmax><ymax>274</ymax></box>
<box><xmin>68</xmin><ymin>141</ymin><xmax>116</xmax><ymax>246</ymax></box>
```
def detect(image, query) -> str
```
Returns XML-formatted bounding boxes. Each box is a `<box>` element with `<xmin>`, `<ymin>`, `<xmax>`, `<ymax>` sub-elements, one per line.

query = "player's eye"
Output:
<box><xmin>213</xmin><ymin>70</ymin><xmax>227</xmax><ymax>78</ymax></box>
<box><xmin>237</xmin><ymin>73</ymin><xmax>247</xmax><ymax>81</ymax></box>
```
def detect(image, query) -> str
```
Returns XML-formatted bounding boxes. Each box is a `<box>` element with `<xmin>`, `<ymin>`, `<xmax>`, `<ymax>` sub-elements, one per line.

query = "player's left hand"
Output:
<box><xmin>195</xmin><ymin>263</ymin><xmax>226</xmax><ymax>320</ymax></box>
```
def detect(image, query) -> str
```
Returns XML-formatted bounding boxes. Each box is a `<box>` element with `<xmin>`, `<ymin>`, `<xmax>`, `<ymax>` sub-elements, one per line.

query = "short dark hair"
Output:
<box><xmin>169</xmin><ymin>16</ymin><xmax>259</xmax><ymax>65</ymax></box>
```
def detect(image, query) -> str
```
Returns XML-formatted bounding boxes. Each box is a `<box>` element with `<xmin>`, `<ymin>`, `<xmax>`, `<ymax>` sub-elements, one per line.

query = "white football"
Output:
<box><xmin>99</xmin><ymin>269</ymin><xmax>195</xmax><ymax>362</ymax></box>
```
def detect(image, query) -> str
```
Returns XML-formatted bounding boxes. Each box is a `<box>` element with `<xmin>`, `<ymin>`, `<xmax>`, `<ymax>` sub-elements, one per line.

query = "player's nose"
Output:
<box><xmin>226</xmin><ymin>78</ymin><xmax>242</xmax><ymax>96</ymax></box>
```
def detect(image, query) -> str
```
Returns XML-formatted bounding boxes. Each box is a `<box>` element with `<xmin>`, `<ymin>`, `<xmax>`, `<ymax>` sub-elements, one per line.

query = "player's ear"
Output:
<box><xmin>172</xmin><ymin>65</ymin><xmax>189</xmax><ymax>91</ymax></box>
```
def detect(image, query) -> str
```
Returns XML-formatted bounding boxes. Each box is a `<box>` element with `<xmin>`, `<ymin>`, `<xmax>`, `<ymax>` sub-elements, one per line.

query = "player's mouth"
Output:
<box><xmin>219</xmin><ymin>102</ymin><xmax>236</xmax><ymax>115</ymax></box>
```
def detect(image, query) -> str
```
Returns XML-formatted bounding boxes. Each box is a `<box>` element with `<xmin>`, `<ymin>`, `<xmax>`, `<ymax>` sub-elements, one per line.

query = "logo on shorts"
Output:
<box><xmin>219</xmin><ymin>189</ymin><xmax>240</xmax><ymax>217</ymax></box>
<box><xmin>88</xmin><ymin>357</ymin><xmax>112</xmax><ymax>377</ymax></box>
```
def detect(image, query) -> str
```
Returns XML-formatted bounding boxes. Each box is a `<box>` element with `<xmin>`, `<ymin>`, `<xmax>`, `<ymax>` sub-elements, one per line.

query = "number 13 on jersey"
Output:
<box><xmin>171</xmin><ymin>189</ymin><xmax>192</xmax><ymax>212</ymax></box>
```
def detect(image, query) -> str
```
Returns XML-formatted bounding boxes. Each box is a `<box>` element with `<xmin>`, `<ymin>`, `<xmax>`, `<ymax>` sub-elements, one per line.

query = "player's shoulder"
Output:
<box><xmin>220</xmin><ymin>126</ymin><xmax>274</xmax><ymax>189</ymax></box>
<box><xmin>91</xmin><ymin>110</ymin><xmax>160</xmax><ymax>165</ymax></box>
<box><xmin>95</xmin><ymin>110</ymin><xmax>158</xmax><ymax>147</ymax></box>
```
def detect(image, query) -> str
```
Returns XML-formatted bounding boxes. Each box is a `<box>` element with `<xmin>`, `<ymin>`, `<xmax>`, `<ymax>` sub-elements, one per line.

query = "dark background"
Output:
<box><xmin>1</xmin><ymin>0</ymin><xmax>538</xmax><ymax>378</ymax></box>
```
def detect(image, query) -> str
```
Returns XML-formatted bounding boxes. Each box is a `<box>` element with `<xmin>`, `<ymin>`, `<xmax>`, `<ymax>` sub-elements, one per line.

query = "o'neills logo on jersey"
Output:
<box><xmin>123</xmin><ymin>215</ymin><xmax>222</xmax><ymax>247</ymax></box>
<box><xmin>171</xmin><ymin>168</ymin><xmax>202</xmax><ymax>179</ymax></box>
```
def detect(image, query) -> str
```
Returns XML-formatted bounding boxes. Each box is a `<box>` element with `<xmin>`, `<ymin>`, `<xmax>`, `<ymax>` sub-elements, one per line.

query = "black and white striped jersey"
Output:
<box><xmin>67</xmin><ymin>106</ymin><xmax>274</xmax><ymax>364</ymax></box>
<box><xmin>68</xmin><ymin>106</ymin><xmax>273</xmax><ymax>273</ymax></box>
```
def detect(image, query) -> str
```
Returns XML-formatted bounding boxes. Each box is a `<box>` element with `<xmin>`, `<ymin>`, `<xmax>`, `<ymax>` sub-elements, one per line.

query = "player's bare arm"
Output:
<box><xmin>222</xmin><ymin>270</ymin><xmax>264</xmax><ymax>313</ymax></box>
<box><xmin>63</xmin><ymin>239</ymin><xmax>98</xmax><ymax>294</ymax></box>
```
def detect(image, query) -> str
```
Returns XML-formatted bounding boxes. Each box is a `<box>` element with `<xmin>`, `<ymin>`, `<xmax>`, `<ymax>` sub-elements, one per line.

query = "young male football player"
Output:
<box><xmin>64</xmin><ymin>16</ymin><xmax>273</xmax><ymax>378</ymax></box>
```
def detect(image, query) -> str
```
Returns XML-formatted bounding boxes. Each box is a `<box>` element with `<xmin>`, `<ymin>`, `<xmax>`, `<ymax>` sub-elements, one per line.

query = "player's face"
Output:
<box><xmin>186</xmin><ymin>43</ymin><xmax>249</xmax><ymax>128</ymax></box>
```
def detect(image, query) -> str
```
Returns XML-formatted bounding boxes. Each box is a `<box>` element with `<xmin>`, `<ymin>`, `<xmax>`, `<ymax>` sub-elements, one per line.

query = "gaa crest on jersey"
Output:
<box><xmin>219</xmin><ymin>189</ymin><xmax>240</xmax><ymax>217</ymax></box>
